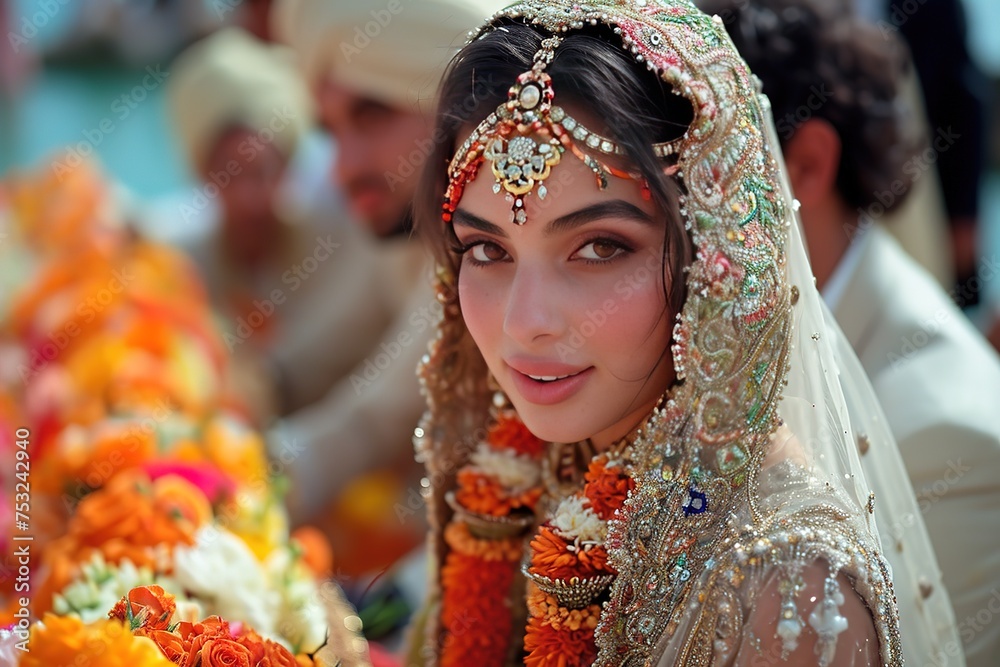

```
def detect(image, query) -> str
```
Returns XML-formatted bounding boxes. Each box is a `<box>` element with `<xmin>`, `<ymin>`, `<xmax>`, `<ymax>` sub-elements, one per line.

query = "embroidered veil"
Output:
<box><xmin>410</xmin><ymin>1</ymin><xmax>962</xmax><ymax>664</ymax></box>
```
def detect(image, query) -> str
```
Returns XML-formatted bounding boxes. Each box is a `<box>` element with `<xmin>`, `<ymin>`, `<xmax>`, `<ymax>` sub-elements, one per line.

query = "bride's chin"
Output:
<box><xmin>509</xmin><ymin>405</ymin><xmax>597</xmax><ymax>445</ymax></box>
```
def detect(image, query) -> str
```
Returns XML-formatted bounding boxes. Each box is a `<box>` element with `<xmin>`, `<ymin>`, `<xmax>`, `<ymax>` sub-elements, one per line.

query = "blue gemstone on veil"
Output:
<box><xmin>683</xmin><ymin>488</ymin><xmax>708</xmax><ymax>515</ymax></box>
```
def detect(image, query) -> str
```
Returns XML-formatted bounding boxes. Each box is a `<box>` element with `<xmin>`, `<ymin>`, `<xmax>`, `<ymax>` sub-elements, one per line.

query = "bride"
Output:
<box><xmin>406</xmin><ymin>1</ymin><xmax>956</xmax><ymax>664</ymax></box>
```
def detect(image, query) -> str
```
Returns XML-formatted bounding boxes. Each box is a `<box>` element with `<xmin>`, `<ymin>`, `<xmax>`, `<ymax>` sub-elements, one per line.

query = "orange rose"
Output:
<box><xmin>236</xmin><ymin>630</ymin><xmax>299</xmax><ymax>667</ymax></box>
<box><xmin>260</xmin><ymin>638</ymin><xmax>300</xmax><ymax>667</ymax></box>
<box><xmin>198</xmin><ymin>637</ymin><xmax>253</xmax><ymax>667</ymax></box>
<box><xmin>71</xmin><ymin>473</ymin><xmax>149</xmax><ymax>547</ymax></box>
<box><xmin>144</xmin><ymin>629</ymin><xmax>189</xmax><ymax>662</ymax></box>
<box><xmin>176</xmin><ymin>616</ymin><xmax>232</xmax><ymax>662</ymax></box>
<box><xmin>152</xmin><ymin>474</ymin><xmax>213</xmax><ymax>529</ymax></box>
<box><xmin>109</xmin><ymin>585</ymin><xmax>177</xmax><ymax>631</ymax></box>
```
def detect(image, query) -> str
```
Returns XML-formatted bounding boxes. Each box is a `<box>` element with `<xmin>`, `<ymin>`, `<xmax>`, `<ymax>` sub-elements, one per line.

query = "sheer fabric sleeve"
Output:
<box><xmin>733</xmin><ymin>560</ymin><xmax>881</xmax><ymax>667</ymax></box>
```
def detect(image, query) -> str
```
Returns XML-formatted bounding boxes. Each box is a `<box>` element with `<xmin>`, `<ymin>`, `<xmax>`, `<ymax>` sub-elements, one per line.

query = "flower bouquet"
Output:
<box><xmin>0</xmin><ymin>159</ymin><xmax>373</xmax><ymax>666</ymax></box>
<box><xmin>3</xmin><ymin>584</ymin><xmax>333</xmax><ymax>666</ymax></box>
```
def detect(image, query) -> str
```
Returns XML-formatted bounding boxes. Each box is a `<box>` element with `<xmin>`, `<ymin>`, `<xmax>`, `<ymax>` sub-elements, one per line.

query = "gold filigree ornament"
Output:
<box><xmin>523</xmin><ymin>566</ymin><xmax>615</xmax><ymax>610</ymax></box>
<box><xmin>444</xmin><ymin>490</ymin><xmax>535</xmax><ymax>539</ymax></box>
<box><xmin>485</xmin><ymin>135</ymin><xmax>562</xmax><ymax>224</ymax></box>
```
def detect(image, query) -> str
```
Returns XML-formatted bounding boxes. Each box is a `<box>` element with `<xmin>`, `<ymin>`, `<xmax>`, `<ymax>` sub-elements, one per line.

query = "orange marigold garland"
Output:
<box><xmin>438</xmin><ymin>415</ymin><xmax>635</xmax><ymax>667</ymax></box>
<box><xmin>524</xmin><ymin>453</ymin><xmax>632</xmax><ymax>667</ymax></box>
<box><xmin>455</xmin><ymin>469</ymin><xmax>544</xmax><ymax>517</ymax></box>
<box><xmin>582</xmin><ymin>455</ymin><xmax>635</xmax><ymax>521</ymax></box>
<box><xmin>439</xmin><ymin>414</ymin><xmax>544</xmax><ymax>666</ymax></box>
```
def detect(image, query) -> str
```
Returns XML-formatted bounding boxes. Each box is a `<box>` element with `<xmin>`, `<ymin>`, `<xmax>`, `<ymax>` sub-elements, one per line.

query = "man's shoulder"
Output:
<box><xmin>851</xmin><ymin>229</ymin><xmax>1000</xmax><ymax>440</ymax></box>
<box><xmin>853</xmin><ymin>230</ymin><xmax>992</xmax><ymax>370</ymax></box>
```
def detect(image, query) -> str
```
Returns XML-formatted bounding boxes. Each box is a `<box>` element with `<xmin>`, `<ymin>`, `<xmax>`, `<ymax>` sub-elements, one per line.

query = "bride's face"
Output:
<box><xmin>453</xmin><ymin>138</ymin><xmax>677</xmax><ymax>447</ymax></box>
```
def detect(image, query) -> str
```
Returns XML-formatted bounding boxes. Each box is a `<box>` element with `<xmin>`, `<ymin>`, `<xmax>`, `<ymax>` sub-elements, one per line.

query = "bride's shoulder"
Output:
<box><xmin>732</xmin><ymin>558</ymin><xmax>884</xmax><ymax>666</ymax></box>
<box><xmin>706</xmin><ymin>505</ymin><xmax>902</xmax><ymax>666</ymax></box>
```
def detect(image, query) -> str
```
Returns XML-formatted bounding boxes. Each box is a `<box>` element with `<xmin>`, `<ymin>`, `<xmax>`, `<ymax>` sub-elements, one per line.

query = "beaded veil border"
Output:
<box><xmin>413</xmin><ymin>1</ymin><xmax>900</xmax><ymax>665</ymax></box>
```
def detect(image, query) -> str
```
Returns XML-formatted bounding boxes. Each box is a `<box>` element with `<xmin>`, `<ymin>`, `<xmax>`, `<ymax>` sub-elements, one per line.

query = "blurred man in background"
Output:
<box><xmin>702</xmin><ymin>1</ymin><xmax>1000</xmax><ymax>664</ymax></box>
<box><xmin>167</xmin><ymin>26</ymin><xmax>382</xmax><ymax>392</ymax></box>
<box><xmin>263</xmin><ymin>0</ymin><xmax>504</xmax><ymax>582</ymax></box>
<box><xmin>167</xmin><ymin>23</ymin><xmax>428</xmax><ymax>591</ymax></box>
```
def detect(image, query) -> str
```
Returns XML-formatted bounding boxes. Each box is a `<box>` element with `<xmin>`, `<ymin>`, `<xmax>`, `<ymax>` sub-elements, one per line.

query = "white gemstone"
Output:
<box><xmin>600</xmin><ymin>140</ymin><xmax>614</xmax><ymax>153</ymax></box>
<box><xmin>562</xmin><ymin>117</ymin><xmax>577</xmax><ymax>131</ymax></box>
<box><xmin>508</xmin><ymin>136</ymin><xmax>536</xmax><ymax>162</ymax></box>
<box><xmin>519</xmin><ymin>84</ymin><xmax>541</xmax><ymax>110</ymax></box>
<box><xmin>586</xmin><ymin>134</ymin><xmax>601</xmax><ymax>148</ymax></box>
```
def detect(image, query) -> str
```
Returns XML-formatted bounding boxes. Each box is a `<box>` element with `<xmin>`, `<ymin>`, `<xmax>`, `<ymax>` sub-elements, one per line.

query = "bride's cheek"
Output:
<box><xmin>607</xmin><ymin>269</ymin><xmax>670</xmax><ymax>351</ymax></box>
<box><xmin>458</xmin><ymin>275</ymin><xmax>498</xmax><ymax>349</ymax></box>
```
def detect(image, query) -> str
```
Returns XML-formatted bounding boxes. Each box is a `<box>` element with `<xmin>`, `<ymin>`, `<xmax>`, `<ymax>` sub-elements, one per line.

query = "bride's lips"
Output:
<box><xmin>505</xmin><ymin>359</ymin><xmax>594</xmax><ymax>406</ymax></box>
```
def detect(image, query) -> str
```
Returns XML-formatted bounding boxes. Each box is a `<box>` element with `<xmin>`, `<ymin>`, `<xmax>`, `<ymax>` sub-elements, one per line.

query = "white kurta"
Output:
<box><xmin>830</xmin><ymin>224</ymin><xmax>1000</xmax><ymax>667</ymax></box>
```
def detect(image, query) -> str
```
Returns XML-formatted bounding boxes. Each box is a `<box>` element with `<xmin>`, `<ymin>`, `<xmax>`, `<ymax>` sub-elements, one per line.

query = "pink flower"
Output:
<box><xmin>142</xmin><ymin>461</ymin><xmax>236</xmax><ymax>503</ymax></box>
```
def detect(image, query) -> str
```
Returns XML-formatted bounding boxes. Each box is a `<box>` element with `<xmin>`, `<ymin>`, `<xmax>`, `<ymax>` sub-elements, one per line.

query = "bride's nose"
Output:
<box><xmin>502</xmin><ymin>261</ymin><xmax>567</xmax><ymax>345</ymax></box>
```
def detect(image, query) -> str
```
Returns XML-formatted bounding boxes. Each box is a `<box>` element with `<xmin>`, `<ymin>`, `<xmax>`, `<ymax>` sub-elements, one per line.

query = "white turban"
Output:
<box><xmin>271</xmin><ymin>0</ymin><xmax>505</xmax><ymax>113</ymax></box>
<box><xmin>168</xmin><ymin>27</ymin><xmax>313</xmax><ymax>171</ymax></box>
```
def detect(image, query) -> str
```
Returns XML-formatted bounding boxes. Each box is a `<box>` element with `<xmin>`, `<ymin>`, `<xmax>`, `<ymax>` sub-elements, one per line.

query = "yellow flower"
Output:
<box><xmin>203</xmin><ymin>417</ymin><xmax>268</xmax><ymax>486</ymax></box>
<box><xmin>22</xmin><ymin>614</ymin><xmax>174</xmax><ymax>667</ymax></box>
<box><xmin>226</xmin><ymin>489</ymin><xmax>289</xmax><ymax>561</ymax></box>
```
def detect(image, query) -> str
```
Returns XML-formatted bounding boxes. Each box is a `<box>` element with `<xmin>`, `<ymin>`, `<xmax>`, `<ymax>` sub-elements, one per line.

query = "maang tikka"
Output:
<box><xmin>442</xmin><ymin>35</ymin><xmax>682</xmax><ymax>227</ymax></box>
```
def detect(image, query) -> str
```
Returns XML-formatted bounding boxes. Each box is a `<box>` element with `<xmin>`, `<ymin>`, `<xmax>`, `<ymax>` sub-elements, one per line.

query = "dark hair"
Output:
<box><xmin>699</xmin><ymin>0</ymin><xmax>922</xmax><ymax>215</ymax></box>
<box><xmin>414</xmin><ymin>20</ymin><xmax>694</xmax><ymax>314</ymax></box>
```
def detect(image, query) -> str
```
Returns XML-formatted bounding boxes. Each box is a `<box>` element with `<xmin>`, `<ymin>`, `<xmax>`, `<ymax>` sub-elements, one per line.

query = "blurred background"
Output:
<box><xmin>2</xmin><ymin>0</ymin><xmax>999</xmax><ymax>317</ymax></box>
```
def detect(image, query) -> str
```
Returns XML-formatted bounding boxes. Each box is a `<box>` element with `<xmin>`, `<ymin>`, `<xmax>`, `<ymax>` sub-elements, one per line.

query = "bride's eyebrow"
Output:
<box><xmin>453</xmin><ymin>200</ymin><xmax>653</xmax><ymax>238</ymax></box>
<box><xmin>453</xmin><ymin>209</ymin><xmax>507</xmax><ymax>237</ymax></box>
<box><xmin>544</xmin><ymin>200</ymin><xmax>654</xmax><ymax>235</ymax></box>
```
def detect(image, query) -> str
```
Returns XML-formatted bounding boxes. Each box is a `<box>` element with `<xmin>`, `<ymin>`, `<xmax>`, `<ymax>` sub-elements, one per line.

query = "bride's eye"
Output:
<box><xmin>466</xmin><ymin>241</ymin><xmax>509</xmax><ymax>265</ymax></box>
<box><xmin>574</xmin><ymin>239</ymin><xmax>629</xmax><ymax>263</ymax></box>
